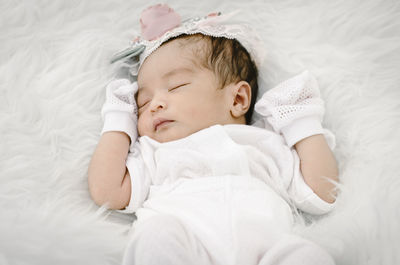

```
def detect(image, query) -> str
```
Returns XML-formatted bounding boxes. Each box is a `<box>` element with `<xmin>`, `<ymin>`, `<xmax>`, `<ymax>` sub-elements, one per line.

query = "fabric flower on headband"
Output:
<box><xmin>110</xmin><ymin>4</ymin><xmax>180</xmax><ymax>64</ymax></box>
<box><xmin>110</xmin><ymin>4</ymin><xmax>265</xmax><ymax>76</ymax></box>
<box><xmin>140</xmin><ymin>4</ymin><xmax>181</xmax><ymax>41</ymax></box>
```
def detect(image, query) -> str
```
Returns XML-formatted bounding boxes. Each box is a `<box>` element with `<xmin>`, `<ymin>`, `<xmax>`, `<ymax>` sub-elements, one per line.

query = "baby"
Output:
<box><xmin>88</xmin><ymin>4</ymin><xmax>339</xmax><ymax>265</ymax></box>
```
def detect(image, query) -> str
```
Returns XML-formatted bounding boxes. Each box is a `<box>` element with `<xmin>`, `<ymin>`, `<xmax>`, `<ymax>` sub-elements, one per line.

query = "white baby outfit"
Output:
<box><xmin>101</xmin><ymin>70</ymin><xmax>337</xmax><ymax>265</ymax></box>
<box><xmin>120</xmin><ymin>124</ymin><xmax>335</xmax><ymax>265</ymax></box>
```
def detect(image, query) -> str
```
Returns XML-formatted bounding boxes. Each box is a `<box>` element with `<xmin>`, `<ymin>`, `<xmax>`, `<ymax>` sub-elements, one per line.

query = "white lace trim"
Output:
<box><xmin>122</xmin><ymin>11</ymin><xmax>265</xmax><ymax>76</ymax></box>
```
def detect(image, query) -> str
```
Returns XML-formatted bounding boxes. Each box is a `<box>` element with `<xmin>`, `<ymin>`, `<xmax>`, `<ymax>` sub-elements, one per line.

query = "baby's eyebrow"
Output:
<box><xmin>162</xmin><ymin>66</ymin><xmax>195</xmax><ymax>79</ymax></box>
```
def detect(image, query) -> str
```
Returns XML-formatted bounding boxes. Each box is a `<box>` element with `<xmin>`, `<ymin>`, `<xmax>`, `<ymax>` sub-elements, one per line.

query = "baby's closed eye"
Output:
<box><xmin>168</xmin><ymin>83</ymin><xmax>190</xmax><ymax>92</ymax></box>
<box><xmin>137</xmin><ymin>96</ymin><xmax>151</xmax><ymax>113</ymax></box>
<box><xmin>137</xmin><ymin>91</ymin><xmax>150</xmax><ymax>109</ymax></box>
<box><xmin>138</xmin><ymin>100</ymin><xmax>150</xmax><ymax>109</ymax></box>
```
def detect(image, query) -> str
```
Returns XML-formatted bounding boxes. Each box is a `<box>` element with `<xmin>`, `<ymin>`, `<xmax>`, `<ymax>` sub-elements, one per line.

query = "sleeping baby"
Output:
<box><xmin>88</xmin><ymin>4</ymin><xmax>339</xmax><ymax>265</ymax></box>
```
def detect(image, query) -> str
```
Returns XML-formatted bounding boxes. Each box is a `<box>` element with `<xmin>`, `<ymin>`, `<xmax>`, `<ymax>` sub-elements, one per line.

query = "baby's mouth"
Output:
<box><xmin>153</xmin><ymin>118</ymin><xmax>174</xmax><ymax>131</ymax></box>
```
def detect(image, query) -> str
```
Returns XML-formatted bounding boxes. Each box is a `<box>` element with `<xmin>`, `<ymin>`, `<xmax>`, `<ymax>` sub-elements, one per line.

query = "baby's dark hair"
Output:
<box><xmin>163</xmin><ymin>34</ymin><xmax>259</xmax><ymax>124</ymax></box>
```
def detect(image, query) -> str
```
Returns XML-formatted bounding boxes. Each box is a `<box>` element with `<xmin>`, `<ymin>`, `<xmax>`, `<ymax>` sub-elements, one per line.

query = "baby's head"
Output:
<box><xmin>136</xmin><ymin>33</ymin><xmax>258</xmax><ymax>142</ymax></box>
<box><xmin>111</xmin><ymin>5</ymin><xmax>264</xmax><ymax>143</ymax></box>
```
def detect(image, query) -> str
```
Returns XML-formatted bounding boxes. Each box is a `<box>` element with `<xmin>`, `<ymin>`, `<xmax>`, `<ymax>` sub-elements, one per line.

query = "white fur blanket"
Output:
<box><xmin>1</xmin><ymin>0</ymin><xmax>399</xmax><ymax>264</ymax></box>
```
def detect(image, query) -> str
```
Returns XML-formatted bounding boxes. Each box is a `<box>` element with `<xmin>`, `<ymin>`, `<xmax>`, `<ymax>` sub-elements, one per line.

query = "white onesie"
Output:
<box><xmin>119</xmin><ymin>124</ymin><xmax>336</xmax><ymax>265</ymax></box>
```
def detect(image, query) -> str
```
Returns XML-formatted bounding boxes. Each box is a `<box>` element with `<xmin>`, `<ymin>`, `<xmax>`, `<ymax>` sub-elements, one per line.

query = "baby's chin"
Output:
<box><xmin>138</xmin><ymin>120</ymin><xmax>236</xmax><ymax>143</ymax></box>
<box><xmin>140</xmin><ymin>129</ymin><xmax>192</xmax><ymax>143</ymax></box>
<box><xmin>151</xmin><ymin>134</ymin><xmax>181</xmax><ymax>143</ymax></box>
<box><xmin>139</xmin><ymin>123</ymin><xmax>217</xmax><ymax>143</ymax></box>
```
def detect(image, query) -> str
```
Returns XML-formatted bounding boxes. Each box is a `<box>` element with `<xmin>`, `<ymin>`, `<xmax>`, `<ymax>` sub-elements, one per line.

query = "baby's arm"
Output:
<box><xmin>88</xmin><ymin>79</ymin><xmax>138</xmax><ymax>210</ymax></box>
<box><xmin>255</xmin><ymin>71</ymin><xmax>339</xmax><ymax>204</ymax></box>
<box><xmin>88</xmin><ymin>131</ymin><xmax>131</xmax><ymax>210</ymax></box>
<box><xmin>294</xmin><ymin>134</ymin><xmax>338</xmax><ymax>203</ymax></box>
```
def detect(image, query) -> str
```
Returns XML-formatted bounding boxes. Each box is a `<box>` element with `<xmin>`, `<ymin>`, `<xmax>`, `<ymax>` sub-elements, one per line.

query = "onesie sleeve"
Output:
<box><xmin>117</xmin><ymin>141</ymin><xmax>152</xmax><ymax>214</ymax></box>
<box><xmin>249</xmin><ymin>120</ymin><xmax>337</xmax><ymax>215</ymax></box>
<box><xmin>287</xmin><ymin>129</ymin><xmax>337</xmax><ymax>215</ymax></box>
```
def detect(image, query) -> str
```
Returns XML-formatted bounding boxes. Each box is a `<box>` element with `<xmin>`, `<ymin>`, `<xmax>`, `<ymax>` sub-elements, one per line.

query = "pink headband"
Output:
<box><xmin>111</xmin><ymin>4</ymin><xmax>265</xmax><ymax>76</ymax></box>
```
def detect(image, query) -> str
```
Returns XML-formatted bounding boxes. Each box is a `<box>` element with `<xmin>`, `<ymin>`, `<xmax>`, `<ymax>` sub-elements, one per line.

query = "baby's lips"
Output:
<box><xmin>140</xmin><ymin>4</ymin><xmax>181</xmax><ymax>41</ymax></box>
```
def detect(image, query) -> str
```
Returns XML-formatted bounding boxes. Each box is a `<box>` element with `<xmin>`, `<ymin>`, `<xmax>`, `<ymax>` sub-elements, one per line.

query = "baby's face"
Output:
<box><xmin>136</xmin><ymin>38</ymin><xmax>235</xmax><ymax>143</ymax></box>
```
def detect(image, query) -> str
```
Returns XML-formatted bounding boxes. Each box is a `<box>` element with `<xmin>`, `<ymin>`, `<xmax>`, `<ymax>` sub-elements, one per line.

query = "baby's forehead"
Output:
<box><xmin>138</xmin><ymin>36</ymin><xmax>210</xmax><ymax>79</ymax></box>
<box><xmin>170</xmin><ymin>36</ymin><xmax>209</xmax><ymax>65</ymax></box>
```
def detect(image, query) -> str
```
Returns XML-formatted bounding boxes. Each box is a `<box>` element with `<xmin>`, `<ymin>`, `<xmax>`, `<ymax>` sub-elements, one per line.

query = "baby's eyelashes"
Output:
<box><xmin>168</xmin><ymin>83</ymin><xmax>190</xmax><ymax>92</ymax></box>
<box><xmin>137</xmin><ymin>91</ymin><xmax>150</xmax><ymax>110</ymax></box>
<box><xmin>138</xmin><ymin>101</ymin><xmax>148</xmax><ymax>108</ymax></box>
<box><xmin>138</xmin><ymin>101</ymin><xmax>150</xmax><ymax>115</ymax></box>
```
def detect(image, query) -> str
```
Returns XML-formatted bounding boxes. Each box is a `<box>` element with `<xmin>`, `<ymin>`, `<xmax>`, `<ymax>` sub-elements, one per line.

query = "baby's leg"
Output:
<box><xmin>258</xmin><ymin>234</ymin><xmax>335</xmax><ymax>265</ymax></box>
<box><xmin>122</xmin><ymin>214</ymin><xmax>213</xmax><ymax>265</ymax></box>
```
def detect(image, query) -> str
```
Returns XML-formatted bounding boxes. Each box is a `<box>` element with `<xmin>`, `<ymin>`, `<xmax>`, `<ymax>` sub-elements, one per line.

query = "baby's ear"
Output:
<box><xmin>230</xmin><ymin>81</ymin><xmax>251</xmax><ymax>119</ymax></box>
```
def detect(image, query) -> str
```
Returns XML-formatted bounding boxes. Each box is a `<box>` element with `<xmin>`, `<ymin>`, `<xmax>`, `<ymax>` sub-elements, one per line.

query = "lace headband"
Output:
<box><xmin>111</xmin><ymin>4</ymin><xmax>265</xmax><ymax>76</ymax></box>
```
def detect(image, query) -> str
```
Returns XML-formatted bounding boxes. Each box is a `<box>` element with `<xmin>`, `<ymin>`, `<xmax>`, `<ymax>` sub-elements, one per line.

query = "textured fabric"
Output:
<box><xmin>255</xmin><ymin>71</ymin><xmax>325</xmax><ymax>147</ymax></box>
<box><xmin>100</xmin><ymin>79</ymin><xmax>139</xmax><ymax>145</ymax></box>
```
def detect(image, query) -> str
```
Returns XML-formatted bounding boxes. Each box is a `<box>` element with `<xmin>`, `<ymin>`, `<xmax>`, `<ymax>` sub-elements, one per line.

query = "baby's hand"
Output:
<box><xmin>101</xmin><ymin>79</ymin><xmax>139</xmax><ymax>146</ymax></box>
<box><xmin>254</xmin><ymin>71</ymin><xmax>325</xmax><ymax>147</ymax></box>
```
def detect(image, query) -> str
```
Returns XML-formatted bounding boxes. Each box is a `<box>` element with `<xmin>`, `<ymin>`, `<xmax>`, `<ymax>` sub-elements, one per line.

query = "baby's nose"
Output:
<box><xmin>150</xmin><ymin>98</ymin><xmax>167</xmax><ymax>112</ymax></box>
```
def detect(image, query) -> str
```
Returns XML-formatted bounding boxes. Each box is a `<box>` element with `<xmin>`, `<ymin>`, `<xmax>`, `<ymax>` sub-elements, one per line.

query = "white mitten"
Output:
<box><xmin>101</xmin><ymin>79</ymin><xmax>139</xmax><ymax>145</ymax></box>
<box><xmin>254</xmin><ymin>71</ymin><xmax>325</xmax><ymax>147</ymax></box>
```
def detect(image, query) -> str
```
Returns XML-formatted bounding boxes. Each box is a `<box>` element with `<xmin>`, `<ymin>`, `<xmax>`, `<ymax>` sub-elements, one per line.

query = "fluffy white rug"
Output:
<box><xmin>1</xmin><ymin>0</ymin><xmax>399</xmax><ymax>264</ymax></box>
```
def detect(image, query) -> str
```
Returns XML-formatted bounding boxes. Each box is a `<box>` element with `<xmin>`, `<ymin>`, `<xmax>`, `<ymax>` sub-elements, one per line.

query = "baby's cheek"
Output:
<box><xmin>192</xmin><ymin>104</ymin><xmax>219</xmax><ymax>120</ymax></box>
<box><xmin>137</xmin><ymin>117</ymin><xmax>149</xmax><ymax>137</ymax></box>
<box><xmin>186</xmin><ymin>104</ymin><xmax>206</xmax><ymax>118</ymax></box>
